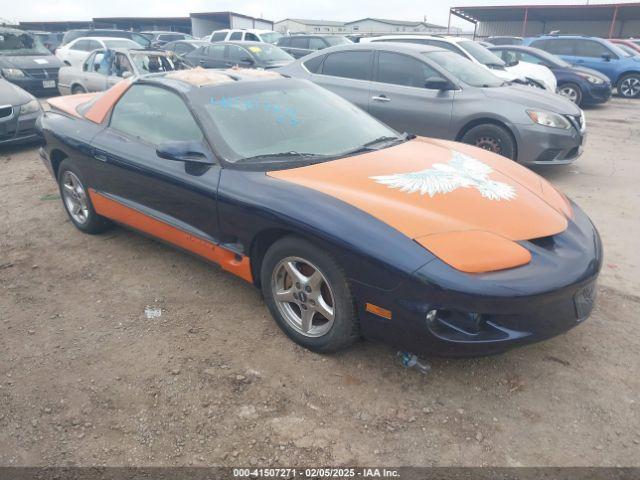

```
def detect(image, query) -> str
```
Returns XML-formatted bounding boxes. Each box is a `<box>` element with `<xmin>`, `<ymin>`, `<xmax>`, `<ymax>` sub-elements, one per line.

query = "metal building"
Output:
<box><xmin>16</xmin><ymin>11</ymin><xmax>273</xmax><ymax>37</ymax></box>
<box><xmin>449</xmin><ymin>2</ymin><xmax>640</xmax><ymax>39</ymax></box>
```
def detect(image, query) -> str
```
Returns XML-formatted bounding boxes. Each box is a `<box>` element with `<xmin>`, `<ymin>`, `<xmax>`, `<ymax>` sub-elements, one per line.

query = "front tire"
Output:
<box><xmin>460</xmin><ymin>123</ymin><xmax>516</xmax><ymax>160</ymax></box>
<box><xmin>261</xmin><ymin>236</ymin><xmax>360</xmax><ymax>353</ymax></box>
<box><xmin>57</xmin><ymin>159</ymin><xmax>112</xmax><ymax>234</ymax></box>
<box><xmin>617</xmin><ymin>73</ymin><xmax>640</xmax><ymax>98</ymax></box>
<box><xmin>558</xmin><ymin>82</ymin><xmax>583</xmax><ymax>105</ymax></box>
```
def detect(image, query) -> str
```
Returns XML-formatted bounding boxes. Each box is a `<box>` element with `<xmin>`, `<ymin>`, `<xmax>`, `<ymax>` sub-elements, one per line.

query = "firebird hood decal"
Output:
<box><xmin>268</xmin><ymin>137</ymin><xmax>571</xmax><ymax>246</ymax></box>
<box><xmin>370</xmin><ymin>151</ymin><xmax>517</xmax><ymax>201</ymax></box>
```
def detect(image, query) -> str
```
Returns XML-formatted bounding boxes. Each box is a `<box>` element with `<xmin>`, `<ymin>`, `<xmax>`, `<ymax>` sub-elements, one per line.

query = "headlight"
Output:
<box><xmin>527</xmin><ymin>109</ymin><xmax>572</xmax><ymax>130</ymax></box>
<box><xmin>1</xmin><ymin>68</ymin><xmax>26</xmax><ymax>79</ymax></box>
<box><xmin>19</xmin><ymin>99</ymin><xmax>41</xmax><ymax>115</ymax></box>
<box><xmin>578</xmin><ymin>73</ymin><xmax>604</xmax><ymax>85</ymax></box>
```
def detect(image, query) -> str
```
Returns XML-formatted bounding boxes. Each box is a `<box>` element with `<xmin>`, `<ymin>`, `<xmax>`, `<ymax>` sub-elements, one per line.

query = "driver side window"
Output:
<box><xmin>110</xmin><ymin>85</ymin><xmax>204</xmax><ymax>146</ymax></box>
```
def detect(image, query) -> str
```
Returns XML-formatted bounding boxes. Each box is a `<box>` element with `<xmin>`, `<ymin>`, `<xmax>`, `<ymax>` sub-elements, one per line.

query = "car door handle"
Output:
<box><xmin>372</xmin><ymin>95</ymin><xmax>391</xmax><ymax>103</ymax></box>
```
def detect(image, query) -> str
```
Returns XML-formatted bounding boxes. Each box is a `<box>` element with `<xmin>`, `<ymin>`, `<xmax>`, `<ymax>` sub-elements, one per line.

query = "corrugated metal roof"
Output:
<box><xmin>452</xmin><ymin>3</ymin><xmax>640</xmax><ymax>23</ymax></box>
<box><xmin>346</xmin><ymin>18</ymin><xmax>444</xmax><ymax>28</ymax></box>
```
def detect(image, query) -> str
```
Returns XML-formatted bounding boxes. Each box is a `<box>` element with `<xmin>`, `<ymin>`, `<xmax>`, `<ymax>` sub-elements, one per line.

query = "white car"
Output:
<box><xmin>205</xmin><ymin>29</ymin><xmax>283</xmax><ymax>45</ymax></box>
<box><xmin>55</xmin><ymin>37</ymin><xmax>140</xmax><ymax>67</ymax></box>
<box><xmin>362</xmin><ymin>35</ymin><xmax>557</xmax><ymax>91</ymax></box>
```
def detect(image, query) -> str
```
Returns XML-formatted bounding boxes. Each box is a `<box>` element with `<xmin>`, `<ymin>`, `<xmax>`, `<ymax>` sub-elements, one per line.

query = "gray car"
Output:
<box><xmin>58</xmin><ymin>48</ymin><xmax>177</xmax><ymax>95</ymax></box>
<box><xmin>0</xmin><ymin>78</ymin><xmax>42</xmax><ymax>146</ymax></box>
<box><xmin>278</xmin><ymin>43</ymin><xmax>586</xmax><ymax>165</ymax></box>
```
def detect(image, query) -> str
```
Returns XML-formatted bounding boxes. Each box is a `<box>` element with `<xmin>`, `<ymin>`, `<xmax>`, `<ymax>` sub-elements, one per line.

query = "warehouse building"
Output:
<box><xmin>450</xmin><ymin>2</ymin><xmax>640</xmax><ymax>38</ymax></box>
<box><xmin>275</xmin><ymin>18</ymin><xmax>347</xmax><ymax>34</ymax></box>
<box><xmin>275</xmin><ymin>17</ymin><xmax>453</xmax><ymax>35</ymax></box>
<box><xmin>17</xmin><ymin>11</ymin><xmax>273</xmax><ymax>37</ymax></box>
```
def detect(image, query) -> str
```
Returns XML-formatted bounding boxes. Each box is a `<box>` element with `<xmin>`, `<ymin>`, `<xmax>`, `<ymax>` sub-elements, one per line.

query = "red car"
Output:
<box><xmin>610</xmin><ymin>39</ymin><xmax>640</xmax><ymax>54</ymax></box>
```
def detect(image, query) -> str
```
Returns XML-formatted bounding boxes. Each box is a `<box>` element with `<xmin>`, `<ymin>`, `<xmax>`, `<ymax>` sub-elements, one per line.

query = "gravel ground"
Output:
<box><xmin>0</xmin><ymin>97</ymin><xmax>639</xmax><ymax>467</ymax></box>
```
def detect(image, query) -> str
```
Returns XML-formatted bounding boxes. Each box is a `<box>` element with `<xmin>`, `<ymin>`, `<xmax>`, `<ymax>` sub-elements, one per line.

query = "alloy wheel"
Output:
<box><xmin>61</xmin><ymin>171</ymin><xmax>90</xmax><ymax>224</ymax></box>
<box><xmin>559</xmin><ymin>85</ymin><xmax>579</xmax><ymax>103</ymax></box>
<box><xmin>620</xmin><ymin>77</ymin><xmax>640</xmax><ymax>98</ymax></box>
<box><xmin>271</xmin><ymin>256</ymin><xmax>335</xmax><ymax>338</ymax></box>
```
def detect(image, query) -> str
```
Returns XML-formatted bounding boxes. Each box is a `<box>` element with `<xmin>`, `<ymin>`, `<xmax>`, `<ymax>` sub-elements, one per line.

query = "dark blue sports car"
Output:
<box><xmin>490</xmin><ymin>45</ymin><xmax>612</xmax><ymax>106</ymax></box>
<box><xmin>37</xmin><ymin>69</ymin><xmax>602</xmax><ymax>357</ymax></box>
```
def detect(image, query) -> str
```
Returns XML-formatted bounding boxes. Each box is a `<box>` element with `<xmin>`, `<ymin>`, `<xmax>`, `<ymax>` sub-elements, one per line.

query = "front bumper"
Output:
<box><xmin>355</xmin><ymin>202</ymin><xmax>602</xmax><ymax>357</ymax></box>
<box><xmin>6</xmin><ymin>77</ymin><xmax>59</xmax><ymax>97</ymax></box>
<box><xmin>0</xmin><ymin>108</ymin><xmax>41</xmax><ymax>146</ymax></box>
<box><xmin>515</xmin><ymin>118</ymin><xmax>586</xmax><ymax>165</ymax></box>
<box><xmin>582</xmin><ymin>82</ymin><xmax>613</xmax><ymax>105</ymax></box>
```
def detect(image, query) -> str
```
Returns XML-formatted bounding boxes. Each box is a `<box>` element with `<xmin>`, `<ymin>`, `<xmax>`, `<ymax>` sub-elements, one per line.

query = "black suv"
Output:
<box><xmin>277</xmin><ymin>35</ymin><xmax>351</xmax><ymax>59</ymax></box>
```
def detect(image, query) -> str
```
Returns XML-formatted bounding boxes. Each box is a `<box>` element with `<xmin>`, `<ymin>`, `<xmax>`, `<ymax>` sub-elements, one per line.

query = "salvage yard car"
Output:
<box><xmin>37</xmin><ymin>69</ymin><xmax>602</xmax><ymax>356</ymax></box>
<box><xmin>489</xmin><ymin>45</ymin><xmax>612</xmax><ymax>106</ymax></box>
<box><xmin>279</xmin><ymin>43</ymin><xmax>586</xmax><ymax>165</ymax></box>
<box><xmin>0</xmin><ymin>77</ymin><xmax>42</xmax><ymax>146</ymax></box>
<box><xmin>363</xmin><ymin>35</ymin><xmax>557</xmax><ymax>91</ymax></box>
<box><xmin>55</xmin><ymin>37</ymin><xmax>140</xmax><ymax>67</ymax></box>
<box><xmin>184</xmin><ymin>42</ymin><xmax>293</xmax><ymax>69</ymax></box>
<box><xmin>0</xmin><ymin>27</ymin><xmax>63</xmax><ymax>96</ymax></box>
<box><xmin>58</xmin><ymin>48</ymin><xmax>176</xmax><ymax>94</ymax></box>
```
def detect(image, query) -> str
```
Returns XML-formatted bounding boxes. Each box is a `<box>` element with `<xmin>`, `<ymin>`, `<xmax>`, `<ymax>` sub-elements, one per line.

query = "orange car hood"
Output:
<box><xmin>269</xmin><ymin>137</ymin><xmax>572</xmax><ymax>271</ymax></box>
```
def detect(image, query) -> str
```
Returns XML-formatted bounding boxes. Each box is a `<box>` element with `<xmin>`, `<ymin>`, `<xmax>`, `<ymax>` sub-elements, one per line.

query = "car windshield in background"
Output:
<box><xmin>534</xmin><ymin>49</ymin><xmax>572</xmax><ymax>68</ymax></box>
<box><xmin>130</xmin><ymin>53</ymin><xmax>175</xmax><ymax>73</ymax></box>
<box><xmin>260</xmin><ymin>32</ymin><xmax>283</xmax><ymax>44</ymax></box>
<box><xmin>245</xmin><ymin>44</ymin><xmax>293</xmax><ymax>62</ymax></box>
<box><xmin>0</xmin><ymin>31</ymin><xmax>50</xmax><ymax>55</ymax></box>
<box><xmin>459</xmin><ymin>40</ymin><xmax>506</xmax><ymax>67</ymax></box>
<box><xmin>195</xmin><ymin>80</ymin><xmax>401</xmax><ymax>164</ymax></box>
<box><xmin>104</xmin><ymin>39</ymin><xmax>139</xmax><ymax>49</ymax></box>
<box><xmin>425</xmin><ymin>51</ymin><xmax>504</xmax><ymax>88</ymax></box>
<box><xmin>325</xmin><ymin>36</ymin><xmax>352</xmax><ymax>46</ymax></box>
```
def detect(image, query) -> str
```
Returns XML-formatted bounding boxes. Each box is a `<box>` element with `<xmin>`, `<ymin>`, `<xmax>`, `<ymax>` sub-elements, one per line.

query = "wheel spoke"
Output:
<box><xmin>307</xmin><ymin>270</ymin><xmax>324</xmax><ymax>292</ymax></box>
<box><xmin>314</xmin><ymin>296</ymin><xmax>334</xmax><ymax>321</ymax></box>
<box><xmin>274</xmin><ymin>288</ymin><xmax>296</xmax><ymax>304</ymax></box>
<box><xmin>284</xmin><ymin>261</ymin><xmax>307</xmax><ymax>286</ymax></box>
<box><xmin>63</xmin><ymin>182</ymin><xmax>74</xmax><ymax>193</ymax></box>
<box><xmin>300</xmin><ymin>308</ymin><xmax>315</xmax><ymax>333</ymax></box>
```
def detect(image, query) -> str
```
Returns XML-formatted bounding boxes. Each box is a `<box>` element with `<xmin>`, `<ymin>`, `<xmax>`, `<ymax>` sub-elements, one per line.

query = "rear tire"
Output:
<box><xmin>57</xmin><ymin>159</ymin><xmax>112</xmax><ymax>234</ymax></box>
<box><xmin>261</xmin><ymin>236</ymin><xmax>360</xmax><ymax>353</ymax></box>
<box><xmin>460</xmin><ymin>124</ymin><xmax>516</xmax><ymax>160</ymax></box>
<box><xmin>617</xmin><ymin>73</ymin><xmax>640</xmax><ymax>98</ymax></box>
<box><xmin>71</xmin><ymin>84</ymin><xmax>86</xmax><ymax>95</ymax></box>
<box><xmin>558</xmin><ymin>82</ymin><xmax>583</xmax><ymax>105</ymax></box>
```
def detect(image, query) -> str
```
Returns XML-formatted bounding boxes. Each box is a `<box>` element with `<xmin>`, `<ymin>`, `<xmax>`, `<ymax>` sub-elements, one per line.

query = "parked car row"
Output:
<box><xmin>484</xmin><ymin>34</ymin><xmax>640</xmax><ymax>99</ymax></box>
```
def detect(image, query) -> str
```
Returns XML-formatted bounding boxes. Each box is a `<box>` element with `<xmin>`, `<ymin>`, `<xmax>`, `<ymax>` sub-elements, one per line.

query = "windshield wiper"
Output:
<box><xmin>339</xmin><ymin>134</ymin><xmax>409</xmax><ymax>156</ymax></box>
<box><xmin>236</xmin><ymin>151</ymin><xmax>326</xmax><ymax>164</ymax></box>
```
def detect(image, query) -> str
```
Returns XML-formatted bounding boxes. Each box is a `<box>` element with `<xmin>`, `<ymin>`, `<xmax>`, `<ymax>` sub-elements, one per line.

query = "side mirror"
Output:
<box><xmin>122</xmin><ymin>71</ymin><xmax>133</xmax><ymax>79</ymax></box>
<box><xmin>156</xmin><ymin>141</ymin><xmax>213</xmax><ymax>165</ymax></box>
<box><xmin>82</xmin><ymin>63</ymin><xmax>88</xmax><ymax>72</ymax></box>
<box><xmin>506</xmin><ymin>59</ymin><xmax>519</xmax><ymax>67</ymax></box>
<box><xmin>602</xmin><ymin>53</ymin><xmax>611</xmax><ymax>62</ymax></box>
<box><xmin>424</xmin><ymin>76</ymin><xmax>453</xmax><ymax>90</ymax></box>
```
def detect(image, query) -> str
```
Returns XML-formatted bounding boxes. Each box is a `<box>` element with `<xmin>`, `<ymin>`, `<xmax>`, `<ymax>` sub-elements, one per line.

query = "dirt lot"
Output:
<box><xmin>1</xmin><ymin>97</ymin><xmax>639</xmax><ymax>467</ymax></box>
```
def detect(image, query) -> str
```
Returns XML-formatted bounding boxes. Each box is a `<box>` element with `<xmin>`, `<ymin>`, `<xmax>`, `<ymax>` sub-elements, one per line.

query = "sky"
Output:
<box><xmin>1</xmin><ymin>0</ymin><xmax>639</xmax><ymax>30</ymax></box>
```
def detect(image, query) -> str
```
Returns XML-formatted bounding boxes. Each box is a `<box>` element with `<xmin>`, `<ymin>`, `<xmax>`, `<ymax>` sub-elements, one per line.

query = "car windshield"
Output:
<box><xmin>425</xmin><ymin>51</ymin><xmax>504</xmax><ymax>88</ymax></box>
<box><xmin>245</xmin><ymin>44</ymin><xmax>293</xmax><ymax>62</ymax></box>
<box><xmin>0</xmin><ymin>30</ymin><xmax>50</xmax><ymax>55</ymax></box>
<box><xmin>459</xmin><ymin>40</ymin><xmax>506</xmax><ymax>67</ymax></box>
<box><xmin>194</xmin><ymin>79</ymin><xmax>402</xmax><ymax>164</ymax></box>
<box><xmin>260</xmin><ymin>32</ymin><xmax>283</xmax><ymax>44</ymax></box>
<box><xmin>325</xmin><ymin>36</ymin><xmax>352</xmax><ymax>46</ymax></box>
<box><xmin>130</xmin><ymin>53</ymin><xmax>176</xmax><ymax>73</ymax></box>
<box><xmin>531</xmin><ymin>48</ymin><xmax>571</xmax><ymax>67</ymax></box>
<box><xmin>104</xmin><ymin>39</ymin><xmax>139</xmax><ymax>49</ymax></box>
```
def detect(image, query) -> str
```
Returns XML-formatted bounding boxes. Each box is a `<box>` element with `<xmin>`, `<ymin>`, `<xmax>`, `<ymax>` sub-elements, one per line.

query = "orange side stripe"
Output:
<box><xmin>84</xmin><ymin>79</ymin><xmax>132</xmax><ymax>124</ymax></box>
<box><xmin>89</xmin><ymin>190</ymin><xmax>253</xmax><ymax>283</ymax></box>
<box><xmin>365</xmin><ymin>303</ymin><xmax>392</xmax><ymax>320</ymax></box>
